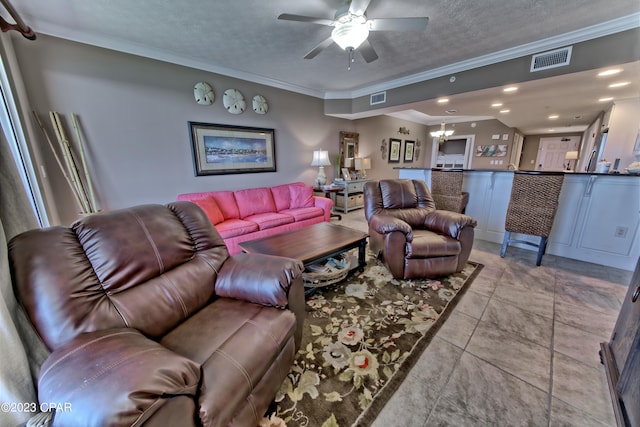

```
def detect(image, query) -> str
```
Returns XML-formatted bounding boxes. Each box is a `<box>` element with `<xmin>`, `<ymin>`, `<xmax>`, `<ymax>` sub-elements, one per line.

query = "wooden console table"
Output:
<box><xmin>332</xmin><ymin>178</ymin><xmax>373</xmax><ymax>214</ymax></box>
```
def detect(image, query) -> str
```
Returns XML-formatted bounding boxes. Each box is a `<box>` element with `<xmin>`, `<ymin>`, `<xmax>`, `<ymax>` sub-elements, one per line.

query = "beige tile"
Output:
<box><xmin>467</xmin><ymin>323</ymin><xmax>551</xmax><ymax>391</ymax></box>
<box><xmin>552</xmin><ymin>352</ymin><xmax>616</xmax><ymax>426</ymax></box>
<box><xmin>435</xmin><ymin>310</ymin><xmax>478</xmax><ymax>349</ymax></box>
<box><xmin>554</xmin><ymin>321</ymin><xmax>608</xmax><ymax>369</ymax></box>
<box><xmin>550</xmin><ymin>397</ymin><xmax>611</xmax><ymax>427</ymax></box>
<box><xmin>428</xmin><ymin>352</ymin><xmax>549</xmax><ymax>426</ymax></box>
<box><xmin>452</xmin><ymin>289</ymin><xmax>490</xmax><ymax>319</ymax></box>
<box><xmin>492</xmin><ymin>282</ymin><xmax>555</xmax><ymax>318</ymax></box>
<box><xmin>481</xmin><ymin>298</ymin><xmax>553</xmax><ymax>348</ymax></box>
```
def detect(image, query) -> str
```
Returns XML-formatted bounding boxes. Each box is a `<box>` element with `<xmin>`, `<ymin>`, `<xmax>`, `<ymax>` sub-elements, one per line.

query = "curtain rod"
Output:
<box><xmin>0</xmin><ymin>0</ymin><xmax>35</xmax><ymax>40</ymax></box>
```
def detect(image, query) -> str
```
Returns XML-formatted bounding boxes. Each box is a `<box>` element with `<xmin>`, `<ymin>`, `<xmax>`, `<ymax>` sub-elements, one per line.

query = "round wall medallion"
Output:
<box><xmin>223</xmin><ymin>88</ymin><xmax>246</xmax><ymax>114</ymax></box>
<box><xmin>252</xmin><ymin>95</ymin><xmax>268</xmax><ymax>114</ymax></box>
<box><xmin>193</xmin><ymin>81</ymin><xmax>214</xmax><ymax>105</ymax></box>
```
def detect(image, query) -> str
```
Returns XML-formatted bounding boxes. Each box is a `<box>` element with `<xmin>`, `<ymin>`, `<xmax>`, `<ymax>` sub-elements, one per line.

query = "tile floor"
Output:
<box><xmin>335</xmin><ymin>210</ymin><xmax>631</xmax><ymax>427</ymax></box>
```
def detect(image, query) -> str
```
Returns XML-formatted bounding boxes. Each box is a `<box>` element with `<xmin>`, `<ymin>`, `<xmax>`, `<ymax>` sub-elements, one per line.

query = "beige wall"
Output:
<box><xmin>354</xmin><ymin>116</ymin><xmax>430</xmax><ymax>181</ymax></box>
<box><xmin>12</xmin><ymin>34</ymin><xmax>357</xmax><ymax>225</ymax></box>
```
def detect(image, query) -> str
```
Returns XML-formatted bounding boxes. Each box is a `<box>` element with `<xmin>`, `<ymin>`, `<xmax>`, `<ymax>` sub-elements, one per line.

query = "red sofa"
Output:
<box><xmin>178</xmin><ymin>182</ymin><xmax>332</xmax><ymax>254</ymax></box>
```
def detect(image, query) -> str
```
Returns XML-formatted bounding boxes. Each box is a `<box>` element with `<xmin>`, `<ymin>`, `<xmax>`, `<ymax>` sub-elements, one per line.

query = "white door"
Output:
<box><xmin>535</xmin><ymin>137</ymin><xmax>580</xmax><ymax>171</ymax></box>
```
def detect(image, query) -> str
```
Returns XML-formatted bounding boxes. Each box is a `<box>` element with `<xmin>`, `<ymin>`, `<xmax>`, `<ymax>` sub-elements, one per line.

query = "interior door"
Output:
<box><xmin>535</xmin><ymin>136</ymin><xmax>580</xmax><ymax>171</ymax></box>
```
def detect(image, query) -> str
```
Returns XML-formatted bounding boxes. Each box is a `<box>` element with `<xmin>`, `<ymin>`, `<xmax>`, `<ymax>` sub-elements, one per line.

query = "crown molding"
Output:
<box><xmin>324</xmin><ymin>12</ymin><xmax>640</xmax><ymax>100</ymax></box>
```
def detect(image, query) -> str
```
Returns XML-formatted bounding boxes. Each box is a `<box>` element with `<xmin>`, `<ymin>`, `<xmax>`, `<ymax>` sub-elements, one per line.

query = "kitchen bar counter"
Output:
<box><xmin>397</xmin><ymin>168</ymin><xmax>640</xmax><ymax>270</ymax></box>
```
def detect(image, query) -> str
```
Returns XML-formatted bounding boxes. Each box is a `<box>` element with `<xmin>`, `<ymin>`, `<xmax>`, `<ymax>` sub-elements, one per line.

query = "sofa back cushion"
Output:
<box><xmin>289</xmin><ymin>185</ymin><xmax>314</xmax><ymax>208</ymax></box>
<box><xmin>209</xmin><ymin>191</ymin><xmax>240</xmax><ymax>220</ymax></box>
<box><xmin>234</xmin><ymin>187</ymin><xmax>276</xmax><ymax>218</ymax></box>
<box><xmin>190</xmin><ymin>196</ymin><xmax>225</xmax><ymax>225</ymax></box>
<box><xmin>9</xmin><ymin>202</ymin><xmax>229</xmax><ymax>350</ymax></box>
<box><xmin>271</xmin><ymin>182</ymin><xmax>304</xmax><ymax>211</ymax></box>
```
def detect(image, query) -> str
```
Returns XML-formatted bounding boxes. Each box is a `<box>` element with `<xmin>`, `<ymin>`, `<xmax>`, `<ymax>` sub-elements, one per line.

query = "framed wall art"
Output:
<box><xmin>403</xmin><ymin>140</ymin><xmax>415</xmax><ymax>162</ymax></box>
<box><xmin>388</xmin><ymin>138</ymin><xmax>401</xmax><ymax>163</ymax></box>
<box><xmin>189</xmin><ymin>122</ymin><xmax>276</xmax><ymax>175</ymax></box>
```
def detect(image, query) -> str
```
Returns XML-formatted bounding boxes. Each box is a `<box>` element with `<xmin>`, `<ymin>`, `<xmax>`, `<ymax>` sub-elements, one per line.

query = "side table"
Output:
<box><xmin>314</xmin><ymin>187</ymin><xmax>342</xmax><ymax>220</ymax></box>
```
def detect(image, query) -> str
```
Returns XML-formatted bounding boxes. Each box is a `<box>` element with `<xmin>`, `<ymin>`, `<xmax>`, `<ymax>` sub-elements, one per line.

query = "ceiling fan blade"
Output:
<box><xmin>277</xmin><ymin>13</ymin><xmax>334</xmax><ymax>26</ymax></box>
<box><xmin>359</xmin><ymin>40</ymin><xmax>378</xmax><ymax>63</ymax></box>
<box><xmin>304</xmin><ymin>36</ymin><xmax>334</xmax><ymax>59</ymax></box>
<box><xmin>369</xmin><ymin>17</ymin><xmax>429</xmax><ymax>32</ymax></box>
<box><xmin>349</xmin><ymin>0</ymin><xmax>372</xmax><ymax>16</ymax></box>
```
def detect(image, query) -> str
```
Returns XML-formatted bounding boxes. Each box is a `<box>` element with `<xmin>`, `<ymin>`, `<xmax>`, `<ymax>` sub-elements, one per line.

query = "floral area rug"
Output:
<box><xmin>260</xmin><ymin>252</ymin><xmax>483</xmax><ymax>427</ymax></box>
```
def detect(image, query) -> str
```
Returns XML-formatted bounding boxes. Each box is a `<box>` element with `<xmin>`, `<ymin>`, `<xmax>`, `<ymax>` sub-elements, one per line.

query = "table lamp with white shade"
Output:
<box><xmin>565</xmin><ymin>151</ymin><xmax>579</xmax><ymax>171</ymax></box>
<box><xmin>354</xmin><ymin>157</ymin><xmax>371</xmax><ymax>178</ymax></box>
<box><xmin>311</xmin><ymin>150</ymin><xmax>331</xmax><ymax>186</ymax></box>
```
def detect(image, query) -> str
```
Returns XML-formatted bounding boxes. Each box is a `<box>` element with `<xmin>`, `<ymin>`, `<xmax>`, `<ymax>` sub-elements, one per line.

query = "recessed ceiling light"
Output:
<box><xmin>437</xmin><ymin>98</ymin><xmax>449</xmax><ymax>104</ymax></box>
<box><xmin>598</xmin><ymin>97</ymin><xmax>614</xmax><ymax>102</ymax></box>
<box><xmin>598</xmin><ymin>68</ymin><xmax>622</xmax><ymax>77</ymax></box>
<box><xmin>609</xmin><ymin>81</ymin><xmax>630</xmax><ymax>88</ymax></box>
<box><xmin>491</xmin><ymin>102</ymin><xmax>503</xmax><ymax>108</ymax></box>
<box><xmin>499</xmin><ymin>109</ymin><xmax>510</xmax><ymax>113</ymax></box>
<box><xmin>548</xmin><ymin>129</ymin><xmax>555</xmax><ymax>132</ymax></box>
<box><xmin>548</xmin><ymin>114</ymin><xmax>559</xmax><ymax>119</ymax></box>
<box><xmin>445</xmin><ymin>109</ymin><xmax>458</xmax><ymax>114</ymax></box>
<box><xmin>503</xmin><ymin>86</ymin><xmax>518</xmax><ymax>93</ymax></box>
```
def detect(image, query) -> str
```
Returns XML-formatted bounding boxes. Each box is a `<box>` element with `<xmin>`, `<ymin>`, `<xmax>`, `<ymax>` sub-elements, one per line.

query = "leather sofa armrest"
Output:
<box><xmin>369</xmin><ymin>214</ymin><xmax>414</xmax><ymax>241</ymax></box>
<box><xmin>38</xmin><ymin>328</ymin><xmax>200</xmax><ymax>427</ymax></box>
<box><xmin>215</xmin><ymin>253</ymin><xmax>304</xmax><ymax>309</ymax></box>
<box><xmin>423</xmin><ymin>210</ymin><xmax>477</xmax><ymax>239</ymax></box>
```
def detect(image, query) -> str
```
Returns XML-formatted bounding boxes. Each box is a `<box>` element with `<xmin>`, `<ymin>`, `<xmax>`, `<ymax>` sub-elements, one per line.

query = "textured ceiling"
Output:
<box><xmin>8</xmin><ymin>0</ymin><xmax>640</xmax><ymax>133</ymax></box>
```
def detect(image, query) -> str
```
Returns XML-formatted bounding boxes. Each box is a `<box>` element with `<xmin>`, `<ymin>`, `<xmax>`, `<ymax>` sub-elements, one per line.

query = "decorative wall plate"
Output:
<box><xmin>223</xmin><ymin>88</ymin><xmax>246</xmax><ymax>114</ymax></box>
<box><xmin>252</xmin><ymin>94</ymin><xmax>268</xmax><ymax>114</ymax></box>
<box><xmin>193</xmin><ymin>81</ymin><xmax>214</xmax><ymax>105</ymax></box>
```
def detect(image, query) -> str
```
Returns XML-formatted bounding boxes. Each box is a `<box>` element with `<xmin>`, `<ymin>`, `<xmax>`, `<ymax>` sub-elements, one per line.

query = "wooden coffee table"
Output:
<box><xmin>238</xmin><ymin>222</ymin><xmax>368</xmax><ymax>273</ymax></box>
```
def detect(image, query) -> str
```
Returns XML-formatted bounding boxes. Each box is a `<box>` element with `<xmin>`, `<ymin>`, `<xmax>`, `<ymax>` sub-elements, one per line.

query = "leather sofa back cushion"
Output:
<box><xmin>235</xmin><ymin>187</ymin><xmax>277</xmax><ymax>218</ymax></box>
<box><xmin>289</xmin><ymin>185</ymin><xmax>314</xmax><ymax>208</ymax></box>
<box><xmin>9</xmin><ymin>202</ymin><xmax>229</xmax><ymax>349</ymax></box>
<box><xmin>380</xmin><ymin>179</ymin><xmax>418</xmax><ymax>209</ymax></box>
<box><xmin>190</xmin><ymin>197</ymin><xmax>225</xmax><ymax>225</ymax></box>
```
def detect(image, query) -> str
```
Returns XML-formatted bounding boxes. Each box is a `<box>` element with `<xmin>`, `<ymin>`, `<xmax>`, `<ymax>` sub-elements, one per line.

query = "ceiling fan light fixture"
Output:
<box><xmin>331</xmin><ymin>19</ymin><xmax>369</xmax><ymax>51</ymax></box>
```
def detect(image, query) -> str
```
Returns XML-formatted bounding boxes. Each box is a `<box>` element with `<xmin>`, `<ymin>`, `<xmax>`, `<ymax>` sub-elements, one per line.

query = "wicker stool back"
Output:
<box><xmin>430</xmin><ymin>170</ymin><xmax>468</xmax><ymax>213</ymax></box>
<box><xmin>500</xmin><ymin>171</ymin><xmax>564</xmax><ymax>266</ymax></box>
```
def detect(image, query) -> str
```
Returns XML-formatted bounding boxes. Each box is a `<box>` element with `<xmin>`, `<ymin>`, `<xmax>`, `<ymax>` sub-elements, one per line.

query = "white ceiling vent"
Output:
<box><xmin>370</xmin><ymin>91</ymin><xmax>386</xmax><ymax>105</ymax></box>
<box><xmin>530</xmin><ymin>46</ymin><xmax>572</xmax><ymax>72</ymax></box>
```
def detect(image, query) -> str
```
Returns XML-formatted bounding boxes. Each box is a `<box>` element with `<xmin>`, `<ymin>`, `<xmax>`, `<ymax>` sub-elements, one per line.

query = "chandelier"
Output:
<box><xmin>430</xmin><ymin>121</ymin><xmax>454</xmax><ymax>144</ymax></box>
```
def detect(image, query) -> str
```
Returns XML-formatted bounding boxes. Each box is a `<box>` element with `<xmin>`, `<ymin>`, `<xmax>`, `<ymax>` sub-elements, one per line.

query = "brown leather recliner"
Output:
<box><xmin>8</xmin><ymin>202</ymin><xmax>305</xmax><ymax>427</ymax></box>
<box><xmin>364</xmin><ymin>179</ymin><xmax>477</xmax><ymax>279</ymax></box>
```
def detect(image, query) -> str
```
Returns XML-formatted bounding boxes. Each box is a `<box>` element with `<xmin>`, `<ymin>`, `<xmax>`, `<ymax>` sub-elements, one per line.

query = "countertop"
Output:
<box><xmin>394</xmin><ymin>167</ymin><xmax>640</xmax><ymax>177</ymax></box>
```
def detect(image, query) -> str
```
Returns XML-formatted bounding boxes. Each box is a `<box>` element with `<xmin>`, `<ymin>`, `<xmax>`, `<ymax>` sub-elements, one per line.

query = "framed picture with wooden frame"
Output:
<box><xmin>403</xmin><ymin>140</ymin><xmax>415</xmax><ymax>162</ymax></box>
<box><xmin>189</xmin><ymin>122</ymin><xmax>276</xmax><ymax>176</ymax></box>
<box><xmin>388</xmin><ymin>138</ymin><xmax>401</xmax><ymax>163</ymax></box>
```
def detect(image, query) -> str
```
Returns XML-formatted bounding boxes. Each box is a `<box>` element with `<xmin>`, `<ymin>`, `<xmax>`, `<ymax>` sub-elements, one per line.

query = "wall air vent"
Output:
<box><xmin>370</xmin><ymin>91</ymin><xmax>386</xmax><ymax>105</ymax></box>
<box><xmin>530</xmin><ymin>46</ymin><xmax>572</xmax><ymax>72</ymax></box>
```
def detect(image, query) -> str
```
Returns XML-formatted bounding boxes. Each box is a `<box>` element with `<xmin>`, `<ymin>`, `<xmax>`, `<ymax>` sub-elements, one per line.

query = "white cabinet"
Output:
<box><xmin>398</xmin><ymin>168</ymin><xmax>640</xmax><ymax>270</ymax></box>
<box><xmin>333</xmin><ymin>179</ymin><xmax>372</xmax><ymax>213</ymax></box>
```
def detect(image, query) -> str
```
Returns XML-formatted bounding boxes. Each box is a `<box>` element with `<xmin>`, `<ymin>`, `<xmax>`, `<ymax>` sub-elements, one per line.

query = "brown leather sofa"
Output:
<box><xmin>8</xmin><ymin>202</ymin><xmax>305</xmax><ymax>427</ymax></box>
<box><xmin>364</xmin><ymin>179</ymin><xmax>477</xmax><ymax>279</ymax></box>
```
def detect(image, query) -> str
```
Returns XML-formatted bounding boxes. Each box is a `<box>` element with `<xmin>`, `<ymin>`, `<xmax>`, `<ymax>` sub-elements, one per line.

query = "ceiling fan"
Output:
<box><xmin>278</xmin><ymin>0</ymin><xmax>428</xmax><ymax>69</ymax></box>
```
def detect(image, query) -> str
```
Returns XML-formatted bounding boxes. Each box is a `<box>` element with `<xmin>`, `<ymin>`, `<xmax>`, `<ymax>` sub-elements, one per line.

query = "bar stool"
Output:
<box><xmin>430</xmin><ymin>169</ymin><xmax>469</xmax><ymax>213</ymax></box>
<box><xmin>500</xmin><ymin>171</ymin><xmax>564</xmax><ymax>266</ymax></box>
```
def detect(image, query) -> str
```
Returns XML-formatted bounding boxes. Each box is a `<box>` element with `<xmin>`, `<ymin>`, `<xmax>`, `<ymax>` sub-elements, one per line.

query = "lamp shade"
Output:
<box><xmin>310</xmin><ymin>150</ymin><xmax>331</xmax><ymax>166</ymax></box>
<box><xmin>354</xmin><ymin>157</ymin><xmax>371</xmax><ymax>170</ymax></box>
<box><xmin>344</xmin><ymin>157</ymin><xmax>354</xmax><ymax>168</ymax></box>
<box><xmin>565</xmin><ymin>151</ymin><xmax>579</xmax><ymax>160</ymax></box>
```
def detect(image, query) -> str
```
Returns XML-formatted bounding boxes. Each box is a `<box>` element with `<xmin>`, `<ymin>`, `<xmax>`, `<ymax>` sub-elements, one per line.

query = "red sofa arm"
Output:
<box><xmin>313</xmin><ymin>196</ymin><xmax>333</xmax><ymax>221</ymax></box>
<box><xmin>423</xmin><ymin>210</ymin><xmax>477</xmax><ymax>239</ymax></box>
<box><xmin>38</xmin><ymin>328</ymin><xmax>200</xmax><ymax>427</ymax></box>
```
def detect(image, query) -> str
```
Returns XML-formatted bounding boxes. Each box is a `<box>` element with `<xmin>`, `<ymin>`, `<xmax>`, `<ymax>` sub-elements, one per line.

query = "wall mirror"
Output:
<box><xmin>339</xmin><ymin>131</ymin><xmax>359</xmax><ymax>169</ymax></box>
